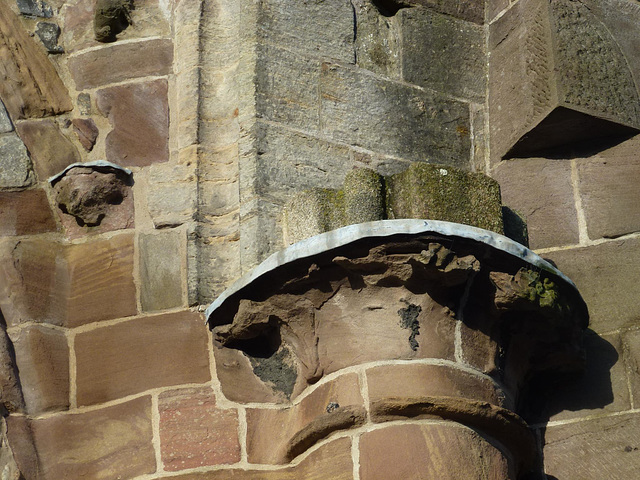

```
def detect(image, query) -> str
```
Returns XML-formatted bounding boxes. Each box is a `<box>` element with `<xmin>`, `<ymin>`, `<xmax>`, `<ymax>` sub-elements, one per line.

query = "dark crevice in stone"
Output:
<box><xmin>398</xmin><ymin>303</ymin><xmax>421</xmax><ymax>351</ymax></box>
<box><xmin>249</xmin><ymin>346</ymin><xmax>298</xmax><ymax>399</ymax></box>
<box><xmin>370</xmin><ymin>0</ymin><xmax>410</xmax><ymax>17</ymax></box>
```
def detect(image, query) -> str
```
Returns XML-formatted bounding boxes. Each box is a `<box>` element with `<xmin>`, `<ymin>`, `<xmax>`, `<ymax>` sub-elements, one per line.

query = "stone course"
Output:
<box><xmin>0</xmin><ymin>189</ymin><xmax>57</xmax><ymax>236</ymax></box>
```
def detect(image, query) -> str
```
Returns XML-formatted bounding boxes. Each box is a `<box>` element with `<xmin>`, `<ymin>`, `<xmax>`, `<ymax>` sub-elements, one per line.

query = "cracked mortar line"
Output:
<box><xmin>454</xmin><ymin>272</ymin><xmax>477</xmax><ymax>365</ymax></box>
<box><xmin>67</xmin><ymin>36</ymin><xmax>169</xmax><ymax>58</ymax></box>
<box><xmin>358</xmin><ymin>368</ymin><xmax>371</xmax><ymax>417</ymax></box>
<box><xmin>571</xmin><ymin>159</ymin><xmax>590</xmax><ymax>245</ymax></box>
<box><xmin>533</xmin><ymin>230</ymin><xmax>640</xmax><ymax>255</ymax></box>
<box><xmin>133</xmin><ymin>230</ymin><xmax>143</xmax><ymax>315</ymax></box>
<box><xmin>238</xmin><ymin>407</ymin><xmax>249</xmax><ymax>464</ymax></box>
<box><xmin>68</xmin><ymin>330</ymin><xmax>77</xmax><ymax>409</ymax></box>
<box><xmin>352</xmin><ymin>433</ymin><xmax>361</xmax><ymax>480</ymax></box>
<box><xmin>151</xmin><ymin>393</ymin><xmax>165</xmax><ymax>473</ymax></box>
<box><xmin>622</xmin><ymin>339</ymin><xmax>636</xmax><ymax>410</ymax></box>
<box><xmin>530</xmin><ymin>407</ymin><xmax>640</xmax><ymax>429</ymax></box>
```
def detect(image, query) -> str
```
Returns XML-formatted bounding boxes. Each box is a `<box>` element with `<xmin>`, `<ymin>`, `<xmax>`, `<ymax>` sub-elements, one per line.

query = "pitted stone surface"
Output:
<box><xmin>0</xmin><ymin>134</ymin><xmax>32</xmax><ymax>188</ymax></box>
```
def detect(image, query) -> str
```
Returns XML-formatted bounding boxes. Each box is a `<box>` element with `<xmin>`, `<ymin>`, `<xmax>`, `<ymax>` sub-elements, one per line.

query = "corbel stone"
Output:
<box><xmin>206</xmin><ymin>220</ymin><xmax>588</xmax><ymax>477</ymax></box>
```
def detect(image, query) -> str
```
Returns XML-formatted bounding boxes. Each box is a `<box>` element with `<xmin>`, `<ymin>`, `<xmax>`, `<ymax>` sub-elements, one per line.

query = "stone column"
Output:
<box><xmin>206</xmin><ymin>220</ymin><xmax>588</xmax><ymax>479</ymax></box>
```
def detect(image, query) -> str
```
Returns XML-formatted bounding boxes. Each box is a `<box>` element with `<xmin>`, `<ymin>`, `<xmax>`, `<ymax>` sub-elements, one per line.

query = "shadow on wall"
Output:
<box><xmin>520</xmin><ymin>330</ymin><xmax>617</xmax><ymax>480</ymax></box>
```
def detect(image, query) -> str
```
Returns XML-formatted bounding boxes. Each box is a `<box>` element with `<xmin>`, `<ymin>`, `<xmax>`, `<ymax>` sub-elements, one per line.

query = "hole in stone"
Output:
<box><xmin>371</xmin><ymin>0</ymin><xmax>408</xmax><ymax>17</ymax></box>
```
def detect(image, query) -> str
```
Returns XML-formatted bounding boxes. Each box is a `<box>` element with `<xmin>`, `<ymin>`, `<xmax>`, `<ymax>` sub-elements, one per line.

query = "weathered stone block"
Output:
<box><xmin>0</xmin><ymin>324</ymin><xmax>24</xmax><ymax>414</ymax></box>
<box><xmin>68</xmin><ymin>38</ymin><xmax>173</xmax><ymax>90</ymax></box>
<box><xmin>159</xmin><ymin>387</ymin><xmax>240</xmax><ymax>471</ymax></box>
<box><xmin>387</xmin><ymin>163</ymin><xmax>504</xmax><ymax>233</ymax></box>
<box><xmin>62</xmin><ymin>0</ymin><xmax>171</xmax><ymax>53</ymax></box>
<box><xmin>622</xmin><ymin>329</ymin><xmax>640</xmax><ymax>406</ymax></box>
<box><xmin>489</xmin><ymin>0</ymin><xmax>640</xmax><ymax>160</ymax></box>
<box><xmin>17</xmin><ymin>0</ymin><xmax>52</xmax><ymax>18</ymax></box>
<box><xmin>97</xmin><ymin>79</ymin><xmax>169</xmax><ymax>166</ymax></box>
<box><xmin>0</xmin><ymin>134</ymin><xmax>32</xmax><ymax>188</ymax></box>
<box><xmin>0</xmin><ymin>189</ymin><xmax>57</xmax><ymax>236</ymax></box>
<box><xmin>256</xmin><ymin>43</ymin><xmax>320</xmax><ymax>131</ymax></box>
<box><xmin>400</xmin><ymin>8</ymin><xmax>485</xmax><ymax>101</ymax></box>
<box><xmin>140</xmin><ymin>230</ymin><xmax>183</xmax><ymax>312</ymax></box>
<box><xmin>360</xmin><ymin>423</ymin><xmax>513</xmax><ymax>480</ymax></box>
<box><xmin>367</xmin><ymin>363</ymin><xmax>506</xmax><ymax>408</ymax></box>
<box><xmin>75</xmin><ymin>310</ymin><xmax>210</xmax><ymax>406</ymax></box>
<box><xmin>15</xmin><ymin>119</ymin><xmax>80</xmax><ymax>180</ymax></box>
<box><xmin>0</xmin><ymin>3</ymin><xmax>72</xmax><ymax>119</ymax></box>
<box><xmin>493</xmin><ymin>158</ymin><xmax>579</xmax><ymax>249</ymax></box>
<box><xmin>35</xmin><ymin>22</ymin><xmax>63</xmax><ymax>53</ymax></box>
<box><xmin>167</xmin><ymin>437</ymin><xmax>353</xmax><ymax>480</ymax></box>
<box><xmin>407</xmin><ymin>0</ymin><xmax>485</xmax><ymax>24</ymax></box>
<box><xmin>544</xmin><ymin>238</ymin><xmax>640</xmax><ymax>333</ymax></box>
<box><xmin>246</xmin><ymin>373</ymin><xmax>364</xmax><ymax>464</ymax></box>
<box><xmin>544</xmin><ymin>412</ymin><xmax>640</xmax><ymax>479</ymax></box>
<box><xmin>71</xmin><ymin>118</ymin><xmax>99</xmax><ymax>151</ymax></box>
<box><xmin>258</xmin><ymin>0</ymin><xmax>355</xmax><ymax>63</ymax></box>
<box><xmin>320</xmin><ymin>63</ymin><xmax>471</xmax><ymax>166</ymax></box>
<box><xmin>7</xmin><ymin>397</ymin><xmax>156</xmax><ymax>480</ymax></box>
<box><xmin>0</xmin><ymin>234</ymin><xmax>137</xmax><ymax>328</ymax></box>
<box><xmin>0</xmin><ymin>101</ymin><xmax>12</xmax><ymax>133</ymax></box>
<box><xmin>577</xmin><ymin>155</ymin><xmax>640</xmax><ymax>240</ymax></box>
<box><xmin>10</xmin><ymin>325</ymin><xmax>69</xmax><ymax>414</ymax></box>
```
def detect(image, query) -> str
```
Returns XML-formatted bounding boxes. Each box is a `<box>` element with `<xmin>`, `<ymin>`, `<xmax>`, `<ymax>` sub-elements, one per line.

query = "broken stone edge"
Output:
<box><xmin>47</xmin><ymin>160</ymin><xmax>133</xmax><ymax>186</ymax></box>
<box><xmin>206</xmin><ymin>219</ymin><xmax>582</xmax><ymax>322</ymax></box>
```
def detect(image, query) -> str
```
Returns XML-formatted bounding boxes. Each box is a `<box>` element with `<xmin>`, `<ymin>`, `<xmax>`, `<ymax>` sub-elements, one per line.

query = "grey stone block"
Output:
<box><xmin>256</xmin><ymin>43</ymin><xmax>321</xmax><ymax>132</ymax></box>
<box><xmin>36</xmin><ymin>22</ymin><xmax>63</xmax><ymax>54</ymax></box>
<box><xmin>140</xmin><ymin>231</ymin><xmax>184</xmax><ymax>312</ymax></box>
<box><xmin>320</xmin><ymin>63</ymin><xmax>471</xmax><ymax>167</ymax></box>
<box><xmin>400</xmin><ymin>8</ymin><xmax>486</xmax><ymax>102</ymax></box>
<box><xmin>17</xmin><ymin>0</ymin><xmax>52</xmax><ymax>18</ymax></box>
<box><xmin>0</xmin><ymin>133</ymin><xmax>32</xmax><ymax>188</ymax></box>
<box><xmin>258</xmin><ymin>0</ymin><xmax>355</xmax><ymax>63</ymax></box>
<box><xmin>0</xmin><ymin>101</ymin><xmax>12</xmax><ymax>134</ymax></box>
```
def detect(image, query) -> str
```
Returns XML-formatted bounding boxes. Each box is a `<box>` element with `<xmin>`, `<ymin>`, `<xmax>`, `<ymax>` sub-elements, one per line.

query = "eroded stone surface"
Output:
<box><xmin>0</xmin><ymin>134</ymin><xmax>32</xmax><ymax>188</ymax></box>
<box><xmin>72</xmin><ymin>118</ymin><xmax>99</xmax><ymax>151</ymax></box>
<box><xmin>0</xmin><ymin>189</ymin><xmax>57</xmax><ymax>236</ymax></box>
<box><xmin>140</xmin><ymin>230</ymin><xmax>183</xmax><ymax>312</ymax></box>
<box><xmin>93</xmin><ymin>0</ymin><xmax>132</xmax><ymax>42</ymax></box>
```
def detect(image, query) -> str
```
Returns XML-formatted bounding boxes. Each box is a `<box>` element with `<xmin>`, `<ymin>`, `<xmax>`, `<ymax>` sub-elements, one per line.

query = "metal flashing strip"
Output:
<box><xmin>48</xmin><ymin>160</ymin><xmax>133</xmax><ymax>185</ymax></box>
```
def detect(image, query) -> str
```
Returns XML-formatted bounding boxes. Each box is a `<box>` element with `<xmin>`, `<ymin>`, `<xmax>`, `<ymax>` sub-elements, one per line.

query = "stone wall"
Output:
<box><xmin>0</xmin><ymin>0</ymin><xmax>638</xmax><ymax>479</ymax></box>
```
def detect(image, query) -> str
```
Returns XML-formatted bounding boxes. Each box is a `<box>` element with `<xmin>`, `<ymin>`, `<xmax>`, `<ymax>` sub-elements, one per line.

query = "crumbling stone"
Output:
<box><xmin>93</xmin><ymin>0</ymin><xmax>132</xmax><ymax>42</ymax></box>
<box><xmin>71</xmin><ymin>118</ymin><xmax>99</xmax><ymax>151</ymax></box>
<box><xmin>35</xmin><ymin>22</ymin><xmax>63</xmax><ymax>53</ymax></box>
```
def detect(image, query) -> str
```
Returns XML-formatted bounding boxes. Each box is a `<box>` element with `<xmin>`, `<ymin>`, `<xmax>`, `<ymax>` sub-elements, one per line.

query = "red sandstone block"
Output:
<box><xmin>166</xmin><ymin>437</ymin><xmax>353</xmax><ymax>479</ymax></box>
<box><xmin>97</xmin><ymin>79</ymin><xmax>169</xmax><ymax>166</ymax></box>
<box><xmin>159</xmin><ymin>386</ymin><xmax>240</xmax><ymax>471</ymax></box>
<box><xmin>0</xmin><ymin>189</ymin><xmax>57</xmax><ymax>236</ymax></box>
<box><xmin>246</xmin><ymin>373</ymin><xmax>364</xmax><ymax>464</ymax></box>
<box><xmin>6</xmin><ymin>397</ymin><xmax>156</xmax><ymax>480</ymax></box>
<box><xmin>69</xmin><ymin>38</ymin><xmax>173</xmax><ymax>90</ymax></box>
<box><xmin>0</xmin><ymin>233</ymin><xmax>137</xmax><ymax>328</ymax></box>
<box><xmin>493</xmin><ymin>158</ymin><xmax>579</xmax><ymax>249</ymax></box>
<box><xmin>11</xmin><ymin>325</ymin><xmax>69</xmax><ymax>414</ymax></box>
<box><xmin>75</xmin><ymin>310</ymin><xmax>210</xmax><ymax>406</ymax></box>
<box><xmin>359</xmin><ymin>423</ymin><xmax>513</xmax><ymax>480</ymax></box>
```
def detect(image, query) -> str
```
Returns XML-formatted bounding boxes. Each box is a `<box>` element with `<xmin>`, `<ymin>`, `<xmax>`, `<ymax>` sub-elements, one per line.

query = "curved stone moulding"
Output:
<box><xmin>206</xmin><ymin>219</ymin><xmax>589</xmax><ymax>478</ymax></box>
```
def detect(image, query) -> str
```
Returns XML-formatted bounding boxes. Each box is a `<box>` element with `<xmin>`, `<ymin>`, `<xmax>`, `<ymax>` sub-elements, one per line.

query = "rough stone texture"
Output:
<box><xmin>93</xmin><ymin>0</ymin><xmax>132</xmax><ymax>42</ymax></box>
<box><xmin>320</xmin><ymin>63</ymin><xmax>471</xmax><ymax>166</ymax></box>
<box><xmin>159</xmin><ymin>387</ymin><xmax>240</xmax><ymax>471</ymax></box>
<box><xmin>256</xmin><ymin>43</ymin><xmax>321</xmax><ymax>131</ymax></box>
<box><xmin>544</xmin><ymin>238</ymin><xmax>640</xmax><ymax>333</ymax></box>
<box><xmin>0</xmin><ymin>100</ymin><xmax>12</xmax><ymax>133</ymax></box>
<box><xmin>0</xmin><ymin>189</ymin><xmax>57</xmax><ymax>236</ymax></box>
<box><xmin>75</xmin><ymin>310</ymin><xmax>210</xmax><ymax>406</ymax></box>
<box><xmin>52</xmin><ymin>165</ymin><xmax>134</xmax><ymax>234</ymax></box>
<box><xmin>35</xmin><ymin>22</ymin><xmax>63</xmax><ymax>53</ymax></box>
<box><xmin>405</xmin><ymin>0</ymin><xmax>485</xmax><ymax>24</ymax></box>
<box><xmin>139</xmin><ymin>230</ymin><xmax>183</xmax><ymax>312</ymax></box>
<box><xmin>97</xmin><ymin>79</ymin><xmax>169</xmax><ymax>166</ymax></box>
<box><xmin>0</xmin><ymin>3</ymin><xmax>72</xmax><ymax>119</ymax></box>
<box><xmin>0</xmin><ymin>134</ymin><xmax>33</xmax><ymax>188</ymax></box>
<box><xmin>62</xmin><ymin>0</ymin><xmax>171</xmax><ymax>53</ymax></box>
<box><xmin>0</xmin><ymin>417</ymin><xmax>22</xmax><ymax>480</ymax></box>
<box><xmin>258</xmin><ymin>0</ymin><xmax>355</xmax><ymax>63</ymax></box>
<box><xmin>386</xmin><ymin>163</ymin><xmax>504</xmax><ymax>233</ymax></box>
<box><xmin>10</xmin><ymin>325</ymin><xmax>69</xmax><ymax>415</ymax></box>
<box><xmin>400</xmin><ymin>8</ymin><xmax>485</xmax><ymax>101</ymax></box>
<box><xmin>360</xmin><ymin>423</ymin><xmax>514</xmax><ymax>480</ymax></box>
<box><xmin>487</xmin><ymin>0</ymin><xmax>510</xmax><ymax>23</ymax></box>
<box><xmin>622</xmin><ymin>328</ymin><xmax>640</xmax><ymax>405</ymax></box>
<box><xmin>577</xmin><ymin>154</ymin><xmax>640</xmax><ymax>239</ymax></box>
<box><xmin>72</xmin><ymin>118</ymin><xmax>99</xmax><ymax>151</ymax></box>
<box><xmin>7</xmin><ymin>396</ymin><xmax>156</xmax><ymax>480</ymax></box>
<box><xmin>68</xmin><ymin>38</ymin><xmax>173</xmax><ymax>90</ymax></box>
<box><xmin>0</xmin><ymin>233</ymin><xmax>137</xmax><ymax>328</ymax></box>
<box><xmin>169</xmin><ymin>437</ymin><xmax>353</xmax><ymax>480</ymax></box>
<box><xmin>493</xmin><ymin>158</ymin><xmax>579</xmax><ymax>249</ymax></box>
<box><xmin>246</xmin><ymin>373</ymin><xmax>364</xmax><ymax>464</ymax></box>
<box><xmin>0</xmin><ymin>322</ymin><xmax>24</xmax><ymax>414</ymax></box>
<box><xmin>489</xmin><ymin>0</ymin><xmax>640</xmax><ymax>160</ymax></box>
<box><xmin>366</xmin><ymin>363</ymin><xmax>507</xmax><ymax>409</ymax></box>
<box><xmin>17</xmin><ymin>0</ymin><xmax>53</xmax><ymax>18</ymax></box>
<box><xmin>15</xmin><ymin>119</ymin><xmax>81</xmax><ymax>180</ymax></box>
<box><xmin>544</xmin><ymin>412</ymin><xmax>640</xmax><ymax>480</ymax></box>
